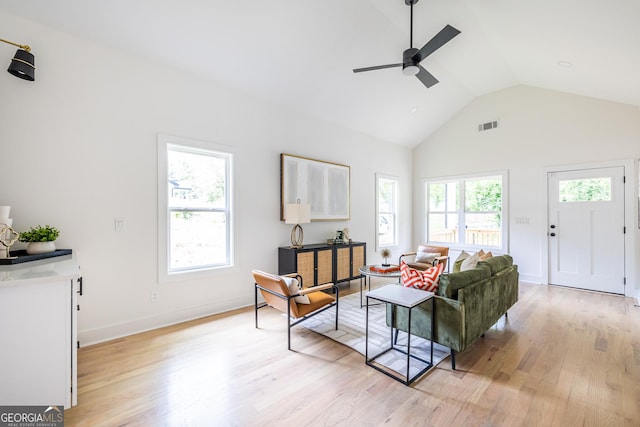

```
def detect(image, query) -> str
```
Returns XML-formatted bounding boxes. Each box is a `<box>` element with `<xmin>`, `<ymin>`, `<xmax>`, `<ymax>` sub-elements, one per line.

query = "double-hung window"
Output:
<box><xmin>376</xmin><ymin>174</ymin><xmax>398</xmax><ymax>249</ymax></box>
<box><xmin>425</xmin><ymin>172</ymin><xmax>507</xmax><ymax>250</ymax></box>
<box><xmin>158</xmin><ymin>135</ymin><xmax>233</xmax><ymax>280</ymax></box>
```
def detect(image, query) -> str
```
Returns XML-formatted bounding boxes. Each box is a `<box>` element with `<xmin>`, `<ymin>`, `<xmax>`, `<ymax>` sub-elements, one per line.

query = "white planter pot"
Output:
<box><xmin>26</xmin><ymin>241</ymin><xmax>56</xmax><ymax>255</ymax></box>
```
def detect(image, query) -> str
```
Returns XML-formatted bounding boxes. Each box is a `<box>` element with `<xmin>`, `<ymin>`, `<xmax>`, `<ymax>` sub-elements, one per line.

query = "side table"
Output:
<box><xmin>358</xmin><ymin>265</ymin><xmax>401</xmax><ymax>307</ymax></box>
<box><xmin>365</xmin><ymin>284</ymin><xmax>435</xmax><ymax>385</ymax></box>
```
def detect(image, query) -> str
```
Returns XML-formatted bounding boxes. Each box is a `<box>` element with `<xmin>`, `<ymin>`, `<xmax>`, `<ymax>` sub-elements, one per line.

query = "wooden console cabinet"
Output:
<box><xmin>278</xmin><ymin>242</ymin><xmax>366</xmax><ymax>286</ymax></box>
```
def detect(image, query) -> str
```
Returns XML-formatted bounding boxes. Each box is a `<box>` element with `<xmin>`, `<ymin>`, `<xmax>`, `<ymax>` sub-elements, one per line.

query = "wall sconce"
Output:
<box><xmin>285</xmin><ymin>200</ymin><xmax>311</xmax><ymax>249</ymax></box>
<box><xmin>1</xmin><ymin>38</ymin><xmax>35</xmax><ymax>81</ymax></box>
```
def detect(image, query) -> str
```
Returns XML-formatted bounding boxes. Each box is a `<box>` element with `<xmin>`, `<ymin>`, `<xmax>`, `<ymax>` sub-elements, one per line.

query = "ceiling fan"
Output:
<box><xmin>353</xmin><ymin>0</ymin><xmax>461</xmax><ymax>89</ymax></box>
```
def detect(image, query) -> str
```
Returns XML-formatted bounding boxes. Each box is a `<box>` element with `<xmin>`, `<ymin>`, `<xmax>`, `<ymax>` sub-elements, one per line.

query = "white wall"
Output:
<box><xmin>413</xmin><ymin>85</ymin><xmax>640</xmax><ymax>294</ymax></box>
<box><xmin>0</xmin><ymin>13</ymin><xmax>413</xmax><ymax>345</ymax></box>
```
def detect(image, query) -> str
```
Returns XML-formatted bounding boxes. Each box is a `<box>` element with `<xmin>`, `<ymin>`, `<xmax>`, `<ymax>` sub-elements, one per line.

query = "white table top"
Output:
<box><xmin>366</xmin><ymin>284</ymin><xmax>433</xmax><ymax>308</ymax></box>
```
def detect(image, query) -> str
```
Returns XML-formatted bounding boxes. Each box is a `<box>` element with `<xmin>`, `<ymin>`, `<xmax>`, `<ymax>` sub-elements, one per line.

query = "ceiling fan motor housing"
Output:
<box><xmin>402</xmin><ymin>48</ymin><xmax>420</xmax><ymax>76</ymax></box>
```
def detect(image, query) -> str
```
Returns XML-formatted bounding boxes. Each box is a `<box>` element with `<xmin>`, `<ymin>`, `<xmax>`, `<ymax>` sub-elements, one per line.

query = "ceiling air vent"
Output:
<box><xmin>478</xmin><ymin>120</ymin><xmax>499</xmax><ymax>132</ymax></box>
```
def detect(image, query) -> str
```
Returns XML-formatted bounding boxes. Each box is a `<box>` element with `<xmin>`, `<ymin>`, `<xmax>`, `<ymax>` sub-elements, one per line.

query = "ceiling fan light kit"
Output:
<box><xmin>402</xmin><ymin>48</ymin><xmax>420</xmax><ymax>76</ymax></box>
<box><xmin>353</xmin><ymin>0</ymin><xmax>460</xmax><ymax>89</ymax></box>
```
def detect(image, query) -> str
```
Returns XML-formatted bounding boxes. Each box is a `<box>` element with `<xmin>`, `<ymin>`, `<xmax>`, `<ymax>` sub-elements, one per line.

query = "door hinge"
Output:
<box><xmin>624</xmin><ymin>226</ymin><xmax>626</xmax><ymax>234</ymax></box>
<box><xmin>77</xmin><ymin>341</ymin><xmax>80</xmax><ymax>349</ymax></box>
<box><xmin>623</xmin><ymin>175</ymin><xmax>626</xmax><ymax>184</ymax></box>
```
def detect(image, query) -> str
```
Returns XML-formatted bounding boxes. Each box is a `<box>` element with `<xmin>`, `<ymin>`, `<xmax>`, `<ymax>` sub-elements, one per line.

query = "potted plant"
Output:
<box><xmin>19</xmin><ymin>225</ymin><xmax>60</xmax><ymax>255</ymax></box>
<box><xmin>380</xmin><ymin>248</ymin><xmax>391</xmax><ymax>266</ymax></box>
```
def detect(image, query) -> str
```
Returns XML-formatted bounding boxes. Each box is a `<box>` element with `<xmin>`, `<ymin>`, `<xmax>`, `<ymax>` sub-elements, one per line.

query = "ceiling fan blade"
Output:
<box><xmin>353</xmin><ymin>63</ymin><xmax>402</xmax><ymax>73</ymax></box>
<box><xmin>412</xmin><ymin>24</ymin><xmax>461</xmax><ymax>63</ymax></box>
<box><xmin>415</xmin><ymin>66</ymin><xmax>439</xmax><ymax>88</ymax></box>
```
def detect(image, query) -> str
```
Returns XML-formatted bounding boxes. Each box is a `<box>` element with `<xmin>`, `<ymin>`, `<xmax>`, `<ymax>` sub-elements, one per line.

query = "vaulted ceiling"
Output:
<box><xmin>2</xmin><ymin>0</ymin><xmax>639</xmax><ymax>146</ymax></box>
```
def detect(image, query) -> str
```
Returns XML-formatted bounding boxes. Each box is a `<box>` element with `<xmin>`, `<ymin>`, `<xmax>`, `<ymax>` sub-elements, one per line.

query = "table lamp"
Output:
<box><xmin>285</xmin><ymin>201</ymin><xmax>311</xmax><ymax>248</ymax></box>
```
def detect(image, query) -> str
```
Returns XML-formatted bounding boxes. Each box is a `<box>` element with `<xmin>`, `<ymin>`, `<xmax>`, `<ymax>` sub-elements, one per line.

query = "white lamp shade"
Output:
<box><xmin>285</xmin><ymin>203</ymin><xmax>311</xmax><ymax>224</ymax></box>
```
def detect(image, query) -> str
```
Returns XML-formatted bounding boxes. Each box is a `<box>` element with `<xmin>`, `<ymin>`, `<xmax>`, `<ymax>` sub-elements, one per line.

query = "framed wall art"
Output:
<box><xmin>281</xmin><ymin>153</ymin><xmax>350</xmax><ymax>221</ymax></box>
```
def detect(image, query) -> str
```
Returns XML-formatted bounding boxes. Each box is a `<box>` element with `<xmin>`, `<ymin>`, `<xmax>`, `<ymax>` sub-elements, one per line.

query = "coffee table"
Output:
<box><xmin>358</xmin><ymin>265</ymin><xmax>401</xmax><ymax>307</ymax></box>
<box><xmin>365</xmin><ymin>284</ymin><xmax>435</xmax><ymax>385</ymax></box>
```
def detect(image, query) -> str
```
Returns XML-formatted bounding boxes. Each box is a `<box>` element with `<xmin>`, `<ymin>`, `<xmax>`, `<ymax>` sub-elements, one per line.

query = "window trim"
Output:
<box><xmin>423</xmin><ymin>170</ymin><xmax>509</xmax><ymax>252</ymax></box>
<box><xmin>375</xmin><ymin>173</ymin><xmax>399</xmax><ymax>251</ymax></box>
<box><xmin>157</xmin><ymin>134</ymin><xmax>236</xmax><ymax>283</ymax></box>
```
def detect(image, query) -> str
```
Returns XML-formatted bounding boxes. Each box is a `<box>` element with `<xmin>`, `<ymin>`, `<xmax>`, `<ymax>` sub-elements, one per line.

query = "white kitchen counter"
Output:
<box><xmin>0</xmin><ymin>254</ymin><xmax>80</xmax><ymax>287</ymax></box>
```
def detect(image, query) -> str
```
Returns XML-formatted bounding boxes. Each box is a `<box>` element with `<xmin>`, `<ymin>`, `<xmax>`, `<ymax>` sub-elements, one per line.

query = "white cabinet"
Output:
<box><xmin>0</xmin><ymin>256</ymin><xmax>80</xmax><ymax>409</ymax></box>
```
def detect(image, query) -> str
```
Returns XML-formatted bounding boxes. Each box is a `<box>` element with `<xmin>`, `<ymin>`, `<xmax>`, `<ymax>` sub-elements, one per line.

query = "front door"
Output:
<box><xmin>547</xmin><ymin>167</ymin><xmax>625</xmax><ymax>294</ymax></box>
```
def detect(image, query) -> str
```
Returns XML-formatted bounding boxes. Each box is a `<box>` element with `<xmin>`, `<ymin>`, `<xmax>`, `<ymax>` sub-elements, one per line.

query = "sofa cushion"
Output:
<box><xmin>438</xmin><ymin>265</ymin><xmax>491</xmax><ymax>299</ymax></box>
<box><xmin>415</xmin><ymin>251</ymin><xmax>441</xmax><ymax>264</ymax></box>
<box><xmin>477</xmin><ymin>254</ymin><xmax>513</xmax><ymax>275</ymax></box>
<box><xmin>460</xmin><ymin>252</ymin><xmax>481</xmax><ymax>271</ymax></box>
<box><xmin>453</xmin><ymin>250</ymin><xmax>470</xmax><ymax>272</ymax></box>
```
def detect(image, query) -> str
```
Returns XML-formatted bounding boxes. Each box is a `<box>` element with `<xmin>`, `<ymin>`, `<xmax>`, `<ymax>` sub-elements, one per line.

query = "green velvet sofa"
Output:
<box><xmin>387</xmin><ymin>254</ymin><xmax>519</xmax><ymax>369</ymax></box>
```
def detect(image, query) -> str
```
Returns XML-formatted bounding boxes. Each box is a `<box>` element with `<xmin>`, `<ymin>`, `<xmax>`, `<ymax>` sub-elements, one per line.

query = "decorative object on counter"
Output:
<box><xmin>342</xmin><ymin>227</ymin><xmax>352</xmax><ymax>243</ymax></box>
<box><xmin>19</xmin><ymin>225</ymin><xmax>60</xmax><ymax>255</ymax></box>
<box><xmin>380</xmin><ymin>247</ymin><xmax>392</xmax><ymax>266</ymax></box>
<box><xmin>0</xmin><ymin>206</ymin><xmax>16</xmax><ymax>259</ymax></box>
<box><xmin>284</xmin><ymin>200</ymin><xmax>311</xmax><ymax>249</ymax></box>
<box><xmin>334</xmin><ymin>230</ymin><xmax>344</xmax><ymax>244</ymax></box>
<box><xmin>0</xmin><ymin>225</ymin><xmax>19</xmax><ymax>259</ymax></box>
<box><xmin>0</xmin><ymin>38</ymin><xmax>36</xmax><ymax>81</ymax></box>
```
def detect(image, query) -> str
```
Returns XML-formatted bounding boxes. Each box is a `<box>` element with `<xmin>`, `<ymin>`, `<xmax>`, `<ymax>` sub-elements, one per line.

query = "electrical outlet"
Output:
<box><xmin>150</xmin><ymin>291</ymin><xmax>159</xmax><ymax>303</ymax></box>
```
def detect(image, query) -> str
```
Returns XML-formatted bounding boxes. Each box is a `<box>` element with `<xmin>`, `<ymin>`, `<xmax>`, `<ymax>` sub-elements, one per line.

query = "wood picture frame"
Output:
<box><xmin>281</xmin><ymin>153</ymin><xmax>350</xmax><ymax>221</ymax></box>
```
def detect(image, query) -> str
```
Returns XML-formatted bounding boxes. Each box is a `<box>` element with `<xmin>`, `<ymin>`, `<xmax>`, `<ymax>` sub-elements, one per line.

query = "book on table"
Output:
<box><xmin>370</xmin><ymin>265</ymin><xmax>400</xmax><ymax>274</ymax></box>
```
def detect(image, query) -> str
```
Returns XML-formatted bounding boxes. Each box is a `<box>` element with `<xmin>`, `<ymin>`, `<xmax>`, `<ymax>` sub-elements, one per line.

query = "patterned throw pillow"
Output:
<box><xmin>400</xmin><ymin>261</ymin><xmax>444</xmax><ymax>292</ymax></box>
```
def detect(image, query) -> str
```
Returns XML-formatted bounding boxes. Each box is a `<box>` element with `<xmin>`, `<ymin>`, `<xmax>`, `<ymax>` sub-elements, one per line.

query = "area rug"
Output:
<box><xmin>302</xmin><ymin>290</ymin><xmax>450</xmax><ymax>379</ymax></box>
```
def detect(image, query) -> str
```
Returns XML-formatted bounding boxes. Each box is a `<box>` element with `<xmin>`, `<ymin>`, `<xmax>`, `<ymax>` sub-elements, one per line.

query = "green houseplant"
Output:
<box><xmin>19</xmin><ymin>225</ymin><xmax>60</xmax><ymax>255</ymax></box>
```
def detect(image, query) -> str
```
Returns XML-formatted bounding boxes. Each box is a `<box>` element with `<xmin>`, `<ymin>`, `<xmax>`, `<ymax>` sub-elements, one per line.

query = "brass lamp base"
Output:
<box><xmin>290</xmin><ymin>224</ymin><xmax>304</xmax><ymax>249</ymax></box>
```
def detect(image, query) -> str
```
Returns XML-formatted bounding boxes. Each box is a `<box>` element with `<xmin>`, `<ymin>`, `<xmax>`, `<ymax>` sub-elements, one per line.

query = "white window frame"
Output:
<box><xmin>157</xmin><ymin>134</ymin><xmax>235</xmax><ymax>283</ymax></box>
<box><xmin>424</xmin><ymin>171</ymin><xmax>509</xmax><ymax>252</ymax></box>
<box><xmin>375</xmin><ymin>173</ymin><xmax>399</xmax><ymax>250</ymax></box>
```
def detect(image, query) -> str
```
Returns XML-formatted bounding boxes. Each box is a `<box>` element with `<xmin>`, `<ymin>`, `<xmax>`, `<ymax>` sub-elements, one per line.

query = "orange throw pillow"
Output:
<box><xmin>400</xmin><ymin>261</ymin><xmax>444</xmax><ymax>293</ymax></box>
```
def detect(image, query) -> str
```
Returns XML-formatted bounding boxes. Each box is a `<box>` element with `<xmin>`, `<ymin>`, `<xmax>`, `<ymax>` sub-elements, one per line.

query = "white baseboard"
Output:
<box><xmin>518</xmin><ymin>273</ymin><xmax>543</xmax><ymax>284</ymax></box>
<box><xmin>79</xmin><ymin>297</ymin><xmax>250</xmax><ymax>347</ymax></box>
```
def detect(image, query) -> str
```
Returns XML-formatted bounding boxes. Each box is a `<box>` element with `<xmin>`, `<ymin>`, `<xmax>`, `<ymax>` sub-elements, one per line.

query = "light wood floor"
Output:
<box><xmin>65</xmin><ymin>281</ymin><xmax>640</xmax><ymax>426</ymax></box>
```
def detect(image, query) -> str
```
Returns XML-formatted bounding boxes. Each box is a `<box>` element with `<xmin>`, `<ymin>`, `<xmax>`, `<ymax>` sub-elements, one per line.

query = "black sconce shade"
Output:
<box><xmin>8</xmin><ymin>48</ymin><xmax>35</xmax><ymax>81</ymax></box>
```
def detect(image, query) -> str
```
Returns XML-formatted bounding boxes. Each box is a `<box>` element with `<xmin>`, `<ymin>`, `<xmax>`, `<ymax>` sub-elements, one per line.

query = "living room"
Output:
<box><xmin>0</xmin><ymin>1</ymin><xmax>639</xmax><ymax>425</ymax></box>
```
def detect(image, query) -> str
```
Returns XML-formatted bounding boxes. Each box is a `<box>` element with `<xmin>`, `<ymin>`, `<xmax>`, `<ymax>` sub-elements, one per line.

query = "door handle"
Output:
<box><xmin>550</xmin><ymin>225</ymin><xmax>556</xmax><ymax>229</ymax></box>
<box><xmin>550</xmin><ymin>233</ymin><xmax>556</xmax><ymax>237</ymax></box>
